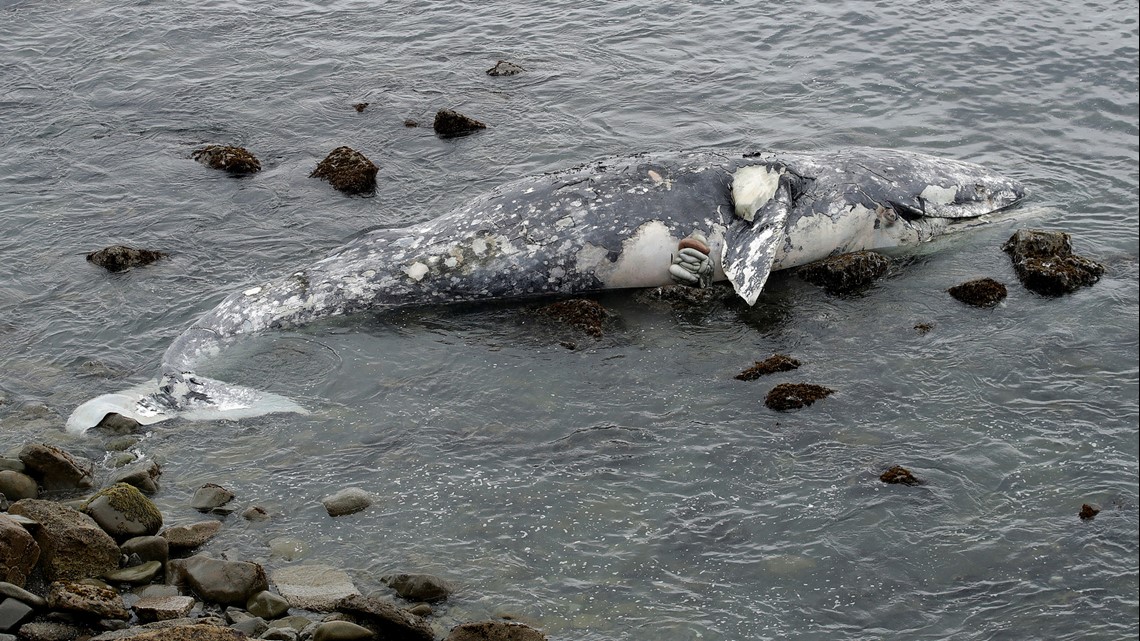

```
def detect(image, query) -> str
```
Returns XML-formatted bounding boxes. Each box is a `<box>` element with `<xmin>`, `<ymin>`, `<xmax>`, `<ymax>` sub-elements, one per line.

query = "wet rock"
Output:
<box><xmin>0</xmin><ymin>580</ymin><xmax>47</xmax><ymax>608</ymax></box>
<box><xmin>433</xmin><ymin>108</ymin><xmax>487</xmax><ymax>138</ymax></box>
<box><xmin>246</xmin><ymin>590</ymin><xmax>289</xmax><ymax>619</ymax></box>
<box><xmin>638</xmin><ymin>282</ymin><xmax>735</xmax><ymax>307</ymax></box>
<box><xmin>168</xmin><ymin>555</ymin><xmax>268</xmax><ymax>607</ymax></box>
<box><xmin>734</xmin><ymin>354</ymin><xmax>800</xmax><ymax>381</ymax></box>
<box><xmin>263</xmin><ymin>628</ymin><xmax>300</xmax><ymax>641</ymax></box>
<box><xmin>445</xmin><ymin>621</ymin><xmax>547</xmax><ymax>641</ymax></box>
<box><xmin>273</xmin><ymin>565</ymin><xmax>359</xmax><ymax>612</ymax></box>
<box><xmin>120</xmin><ymin>536</ymin><xmax>169</xmax><ymax>566</ymax></box>
<box><xmin>132</xmin><ymin>595</ymin><xmax>196</xmax><ymax>623</ymax></box>
<box><xmin>486</xmin><ymin>60</ymin><xmax>525</xmax><ymax>76</ymax></box>
<box><xmin>0</xmin><ymin>469</ymin><xmax>37</xmax><ymax>500</ymax></box>
<box><xmin>764</xmin><ymin>383</ymin><xmax>834</xmax><ymax>411</ymax></box>
<box><xmin>382</xmin><ymin>573</ymin><xmax>452</xmax><ymax>603</ymax></box>
<box><xmin>83</xmin><ymin>483</ymin><xmax>163</xmax><ymax>540</ymax></box>
<box><xmin>105</xmin><ymin>560</ymin><xmax>162</xmax><ymax>585</ymax></box>
<box><xmin>242</xmin><ymin>506</ymin><xmax>270</xmax><ymax>522</ymax></box>
<box><xmin>192</xmin><ymin>145</ymin><xmax>261</xmax><ymax>174</ymax></box>
<box><xmin>88</xmin><ymin>622</ymin><xmax>247</xmax><ymax>640</ymax></box>
<box><xmin>880</xmin><ymin>465</ymin><xmax>923</xmax><ymax>486</ymax></box>
<box><xmin>18</xmin><ymin>443</ymin><xmax>94</xmax><ymax>492</ymax></box>
<box><xmin>313</xmin><ymin>620</ymin><xmax>375</xmax><ymax>641</ymax></box>
<box><xmin>322</xmin><ymin>487</ymin><xmax>373</xmax><ymax>517</ymax></box>
<box><xmin>798</xmin><ymin>250</ymin><xmax>890</xmax><ymax>295</ymax></box>
<box><xmin>1079</xmin><ymin>503</ymin><xmax>1100</xmax><ymax>520</ymax></box>
<box><xmin>335</xmin><ymin>594</ymin><xmax>432</xmax><ymax>641</ymax></box>
<box><xmin>947</xmin><ymin>277</ymin><xmax>1007</xmax><ymax>308</ymax></box>
<box><xmin>159</xmin><ymin>520</ymin><xmax>222</xmax><ymax>552</ymax></box>
<box><xmin>190</xmin><ymin>483</ymin><xmax>234</xmax><ymax>512</ymax></box>
<box><xmin>8</xmin><ymin>499</ymin><xmax>120</xmax><ymax>581</ymax></box>
<box><xmin>403</xmin><ymin>119</ymin><xmax>419</xmax><ymax>128</ymax></box>
<box><xmin>47</xmin><ymin>580</ymin><xmax>129</xmax><ymax>620</ymax></box>
<box><xmin>310</xmin><ymin>146</ymin><xmax>378</xmax><ymax>196</ymax></box>
<box><xmin>1002</xmin><ymin>229</ymin><xmax>1105</xmax><ymax>296</ymax></box>
<box><xmin>352</xmin><ymin>102</ymin><xmax>369</xmax><ymax>113</ymax></box>
<box><xmin>0</xmin><ymin>596</ymin><xmax>34</xmax><ymax>632</ymax></box>
<box><xmin>536</xmin><ymin>299</ymin><xmax>608</xmax><ymax>338</ymax></box>
<box><xmin>86</xmin><ymin>246</ymin><xmax>169</xmax><ymax>273</ymax></box>
<box><xmin>268</xmin><ymin>537</ymin><xmax>307</xmax><ymax>561</ymax></box>
<box><xmin>111</xmin><ymin>460</ymin><xmax>162</xmax><ymax>495</ymax></box>
<box><xmin>97</xmin><ymin>412</ymin><xmax>143</xmax><ymax>434</ymax></box>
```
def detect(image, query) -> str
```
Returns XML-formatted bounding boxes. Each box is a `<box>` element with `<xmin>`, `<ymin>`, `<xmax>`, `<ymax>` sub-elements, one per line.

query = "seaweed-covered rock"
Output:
<box><xmin>798</xmin><ymin>251</ymin><xmax>890</xmax><ymax>294</ymax></box>
<box><xmin>82</xmin><ymin>483</ymin><xmax>163</xmax><ymax>540</ymax></box>
<box><xmin>191</xmin><ymin>145</ymin><xmax>262</xmax><ymax>174</ymax></box>
<box><xmin>352</xmin><ymin>102</ymin><xmax>369</xmax><ymax>113</ymax></box>
<box><xmin>536</xmin><ymin>299</ymin><xmax>608</xmax><ymax>338</ymax></box>
<box><xmin>446</xmin><ymin>620</ymin><xmax>547</xmax><ymax>641</ymax></box>
<box><xmin>879</xmin><ymin>466</ymin><xmax>923</xmax><ymax>486</ymax></box>
<box><xmin>486</xmin><ymin>60</ymin><xmax>525</xmax><ymax>76</ymax></box>
<box><xmin>735</xmin><ymin>354</ymin><xmax>800</xmax><ymax>381</ymax></box>
<box><xmin>18</xmin><ymin>443</ymin><xmax>93</xmax><ymax>492</ymax></box>
<box><xmin>764</xmin><ymin>383</ymin><xmax>834</xmax><ymax>411</ymax></box>
<box><xmin>1002</xmin><ymin>229</ymin><xmax>1105</xmax><ymax>296</ymax></box>
<box><xmin>8</xmin><ymin>499</ymin><xmax>119</xmax><ymax>581</ymax></box>
<box><xmin>0</xmin><ymin>513</ymin><xmax>40</xmax><ymax>587</ymax></box>
<box><xmin>87</xmin><ymin>246</ymin><xmax>169</xmax><ymax>273</ymax></box>
<box><xmin>1079</xmin><ymin>503</ymin><xmax>1100</xmax><ymax>520</ymax></box>
<box><xmin>947</xmin><ymin>277</ymin><xmax>1007</xmax><ymax>308</ymax></box>
<box><xmin>310</xmin><ymin>146</ymin><xmax>378</xmax><ymax>196</ymax></box>
<box><xmin>433</xmin><ymin>109</ymin><xmax>487</xmax><ymax>138</ymax></box>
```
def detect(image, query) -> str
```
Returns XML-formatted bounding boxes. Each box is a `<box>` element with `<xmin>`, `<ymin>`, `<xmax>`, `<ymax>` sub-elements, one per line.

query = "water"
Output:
<box><xmin>1</xmin><ymin>1</ymin><xmax>1137</xmax><ymax>639</ymax></box>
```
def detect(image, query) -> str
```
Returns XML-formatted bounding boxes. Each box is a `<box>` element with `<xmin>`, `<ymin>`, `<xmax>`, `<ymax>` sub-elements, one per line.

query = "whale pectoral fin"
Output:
<box><xmin>722</xmin><ymin>185</ymin><xmax>792</xmax><ymax>306</ymax></box>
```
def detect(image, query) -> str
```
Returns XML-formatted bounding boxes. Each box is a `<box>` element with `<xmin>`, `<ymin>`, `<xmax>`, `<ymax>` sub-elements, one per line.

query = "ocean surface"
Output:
<box><xmin>1</xmin><ymin>1</ymin><xmax>1137</xmax><ymax>639</ymax></box>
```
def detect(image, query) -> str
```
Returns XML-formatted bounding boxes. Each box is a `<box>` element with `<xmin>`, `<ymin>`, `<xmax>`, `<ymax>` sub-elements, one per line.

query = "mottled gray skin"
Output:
<box><xmin>69</xmin><ymin>148</ymin><xmax>1024</xmax><ymax>431</ymax></box>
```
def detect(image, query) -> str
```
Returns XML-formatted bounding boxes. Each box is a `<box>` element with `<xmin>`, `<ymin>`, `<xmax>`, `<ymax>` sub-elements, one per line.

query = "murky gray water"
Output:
<box><xmin>2</xmin><ymin>1</ymin><xmax>1137</xmax><ymax>639</ymax></box>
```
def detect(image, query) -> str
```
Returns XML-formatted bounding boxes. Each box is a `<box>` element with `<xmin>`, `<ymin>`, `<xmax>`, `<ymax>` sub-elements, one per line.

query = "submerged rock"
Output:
<box><xmin>433</xmin><ymin>108</ymin><xmax>487</xmax><ymax>138</ymax></box>
<box><xmin>1002</xmin><ymin>229</ymin><xmax>1105</xmax><ymax>296</ymax></box>
<box><xmin>536</xmin><ymin>299</ymin><xmax>608</xmax><ymax>338</ymax></box>
<box><xmin>798</xmin><ymin>250</ymin><xmax>890</xmax><ymax>294</ymax></box>
<box><xmin>446</xmin><ymin>620</ymin><xmax>547</xmax><ymax>641</ymax></box>
<box><xmin>735</xmin><ymin>354</ymin><xmax>801</xmax><ymax>381</ymax></box>
<box><xmin>191</xmin><ymin>145</ymin><xmax>262</xmax><ymax>174</ymax></box>
<box><xmin>322</xmin><ymin>487</ymin><xmax>373</xmax><ymax>517</ymax></box>
<box><xmin>948</xmin><ymin>277</ymin><xmax>1007</xmax><ymax>308</ymax></box>
<box><xmin>310</xmin><ymin>146</ymin><xmax>378</xmax><ymax>196</ymax></box>
<box><xmin>764</xmin><ymin>383</ymin><xmax>834</xmax><ymax>411</ymax></box>
<box><xmin>190</xmin><ymin>483</ymin><xmax>235</xmax><ymax>512</ymax></box>
<box><xmin>879</xmin><ymin>465</ymin><xmax>923</xmax><ymax>486</ymax></box>
<box><xmin>486</xmin><ymin>60</ymin><xmax>525</xmax><ymax>76</ymax></box>
<box><xmin>352</xmin><ymin>102</ymin><xmax>369</xmax><ymax>113</ymax></box>
<box><xmin>382</xmin><ymin>573</ymin><xmax>453</xmax><ymax>603</ymax></box>
<box><xmin>335</xmin><ymin>593</ymin><xmax>433</xmax><ymax>641</ymax></box>
<box><xmin>87</xmin><ymin>246</ymin><xmax>169</xmax><ymax>273</ymax></box>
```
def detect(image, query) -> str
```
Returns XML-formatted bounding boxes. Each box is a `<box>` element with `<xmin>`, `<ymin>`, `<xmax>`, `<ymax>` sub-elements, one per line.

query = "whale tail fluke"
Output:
<box><xmin>65</xmin><ymin>373</ymin><xmax>308</xmax><ymax>435</ymax></box>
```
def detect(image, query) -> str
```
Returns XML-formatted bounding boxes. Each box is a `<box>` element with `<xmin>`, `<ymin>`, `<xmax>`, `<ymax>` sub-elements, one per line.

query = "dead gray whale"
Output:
<box><xmin>67</xmin><ymin>147</ymin><xmax>1024</xmax><ymax>433</ymax></box>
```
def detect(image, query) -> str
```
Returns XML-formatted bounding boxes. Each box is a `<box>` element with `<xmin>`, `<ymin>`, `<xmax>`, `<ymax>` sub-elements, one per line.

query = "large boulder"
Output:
<box><xmin>1002</xmin><ymin>229</ymin><xmax>1105</xmax><ymax>295</ymax></box>
<box><xmin>8</xmin><ymin>499</ymin><xmax>120</xmax><ymax>581</ymax></box>
<box><xmin>83</xmin><ymin>483</ymin><xmax>164</xmax><ymax>540</ymax></box>
<box><xmin>0</xmin><ymin>513</ymin><xmax>39</xmax><ymax>587</ymax></box>
<box><xmin>168</xmin><ymin>555</ymin><xmax>268</xmax><ymax>607</ymax></box>
<box><xmin>18</xmin><ymin>443</ymin><xmax>93</xmax><ymax>492</ymax></box>
<box><xmin>798</xmin><ymin>250</ymin><xmax>890</xmax><ymax>294</ymax></box>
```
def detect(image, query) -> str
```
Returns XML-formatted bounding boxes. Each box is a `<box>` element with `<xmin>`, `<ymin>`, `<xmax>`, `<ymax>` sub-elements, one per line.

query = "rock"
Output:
<box><xmin>445</xmin><ymin>621</ymin><xmax>547</xmax><ymax>641</ymax></box>
<box><xmin>486</xmin><ymin>60</ymin><xmax>524</xmax><ymax>76</ymax></box>
<box><xmin>433</xmin><ymin>109</ymin><xmax>486</xmax><ymax>138</ymax></box>
<box><xmin>241</xmin><ymin>506</ymin><xmax>270</xmax><ymax>522</ymax></box>
<box><xmin>262</xmin><ymin>628</ymin><xmax>300</xmax><ymax>641</ymax></box>
<box><xmin>104</xmin><ymin>560</ymin><xmax>162</xmax><ymax>585</ymax></box>
<box><xmin>734</xmin><ymin>354</ymin><xmax>800</xmax><ymax>381</ymax></box>
<box><xmin>1079</xmin><ymin>503</ymin><xmax>1100</xmax><ymax>520</ymax></box>
<box><xmin>947</xmin><ymin>277</ymin><xmax>1007</xmax><ymax>308</ymax></box>
<box><xmin>132</xmin><ymin>595</ymin><xmax>195</xmax><ymax>623</ymax></box>
<box><xmin>1002</xmin><ymin>229</ymin><xmax>1105</xmax><ymax>296</ymax></box>
<box><xmin>229</xmin><ymin>615</ymin><xmax>268</xmax><ymax>637</ymax></box>
<box><xmin>322</xmin><ymin>488</ymin><xmax>373</xmax><ymax>517</ymax></box>
<box><xmin>0</xmin><ymin>470</ymin><xmax>37</xmax><ymax>501</ymax></box>
<box><xmin>88</xmin><ymin>623</ymin><xmax>247</xmax><ymax>640</ymax></box>
<box><xmin>798</xmin><ymin>250</ymin><xmax>890</xmax><ymax>294</ymax></box>
<box><xmin>382</xmin><ymin>574</ymin><xmax>452</xmax><ymax>603</ymax></box>
<box><xmin>168</xmin><ymin>555</ymin><xmax>267</xmax><ymax>607</ymax></box>
<box><xmin>273</xmin><ymin>565</ymin><xmax>359</xmax><ymax>612</ymax></box>
<box><xmin>47</xmin><ymin>580</ymin><xmax>129</xmax><ymax>620</ymax></box>
<box><xmin>403</xmin><ymin>119</ymin><xmax>419</xmax><ymax>128</ymax></box>
<box><xmin>190</xmin><ymin>484</ymin><xmax>234</xmax><ymax>512</ymax></box>
<box><xmin>0</xmin><ymin>581</ymin><xmax>47</xmax><ymax>608</ymax></box>
<box><xmin>914</xmin><ymin>322</ymin><xmax>934</xmax><ymax>335</ymax></box>
<box><xmin>335</xmin><ymin>594</ymin><xmax>433</xmax><ymax>641</ymax></box>
<box><xmin>192</xmin><ymin>145</ymin><xmax>262</xmax><ymax>174</ymax></box>
<box><xmin>268</xmin><ymin>537</ymin><xmax>307</xmax><ymax>561</ymax></box>
<box><xmin>352</xmin><ymin>102</ymin><xmax>369</xmax><ymax>113</ymax></box>
<box><xmin>879</xmin><ymin>466</ymin><xmax>923</xmax><ymax>486</ymax></box>
<box><xmin>536</xmin><ymin>299</ymin><xmax>608</xmax><ymax>338</ymax></box>
<box><xmin>8</xmin><ymin>499</ymin><xmax>120</xmax><ymax>581</ymax></box>
<box><xmin>313</xmin><ymin>620</ymin><xmax>375</xmax><ymax>641</ymax></box>
<box><xmin>406</xmin><ymin>603</ymin><xmax>432</xmax><ymax>617</ymax></box>
<box><xmin>310</xmin><ymin>146</ymin><xmax>378</xmax><ymax>196</ymax></box>
<box><xmin>86</xmin><ymin>246</ymin><xmax>169</xmax><ymax>273</ymax></box>
<box><xmin>96</xmin><ymin>412</ymin><xmax>143</xmax><ymax>433</ymax></box>
<box><xmin>83</xmin><ymin>483</ymin><xmax>163</xmax><ymax>540</ymax></box>
<box><xmin>764</xmin><ymin>383</ymin><xmax>834</xmax><ymax>411</ymax></box>
<box><xmin>159</xmin><ymin>520</ymin><xmax>222</xmax><ymax>552</ymax></box>
<box><xmin>120</xmin><ymin>536</ymin><xmax>169</xmax><ymax>566</ymax></box>
<box><xmin>13</xmin><ymin>620</ymin><xmax>90</xmax><ymax>641</ymax></box>
<box><xmin>111</xmin><ymin>460</ymin><xmax>162</xmax><ymax>495</ymax></box>
<box><xmin>18</xmin><ymin>443</ymin><xmax>94</xmax><ymax>492</ymax></box>
<box><xmin>639</xmin><ymin>282</ymin><xmax>735</xmax><ymax>307</ymax></box>
<box><xmin>246</xmin><ymin>590</ymin><xmax>289</xmax><ymax>619</ymax></box>
<box><xmin>0</xmin><ymin>597</ymin><xmax>34</xmax><ymax>633</ymax></box>
<box><xmin>0</xmin><ymin>514</ymin><xmax>39</xmax><ymax>587</ymax></box>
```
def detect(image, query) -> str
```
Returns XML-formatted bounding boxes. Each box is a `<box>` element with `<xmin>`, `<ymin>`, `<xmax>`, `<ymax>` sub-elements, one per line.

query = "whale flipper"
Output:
<box><xmin>721</xmin><ymin>165</ymin><xmax>796</xmax><ymax>305</ymax></box>
<box><xmin>65</xmin><ymin>375</ymin><xmax>307</xmax><ymax>435</ymax></box>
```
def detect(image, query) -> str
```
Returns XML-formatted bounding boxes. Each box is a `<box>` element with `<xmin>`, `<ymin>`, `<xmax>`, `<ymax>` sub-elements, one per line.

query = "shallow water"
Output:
<box><xmin>1</xmin><ymin>1</ymin><xmax>1137</xmax><ymax>639</ymax></box>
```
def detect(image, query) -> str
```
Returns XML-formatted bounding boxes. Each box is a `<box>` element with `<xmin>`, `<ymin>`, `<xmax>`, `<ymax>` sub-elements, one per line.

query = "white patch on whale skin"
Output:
<box><xmin>920</xmin><ymin>184</ymin><xmax>958</xmax><ymax>206</ymax></box>
<box><xmin>243</xmin><ymin>286</ymin><xmax>262</xmax><ymax>296</ymax></box>
<box><xmin>732</xmin><ymin>165</ymin><xmax>783</xmax><ymax>221</ymax></box>
<box><xmin>586</xmin><ymin>220</ymin><xmax>677</xmax><ymax>288</ymax></box>
<box><xmin>404</xmin><ymin>262</ymin><xmax>429</xmax><ymax>281</ymax></box>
